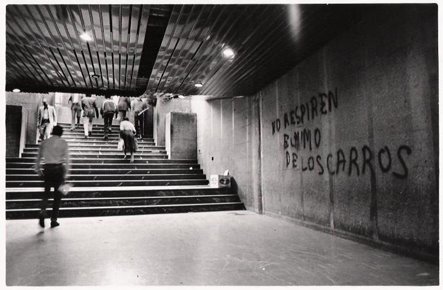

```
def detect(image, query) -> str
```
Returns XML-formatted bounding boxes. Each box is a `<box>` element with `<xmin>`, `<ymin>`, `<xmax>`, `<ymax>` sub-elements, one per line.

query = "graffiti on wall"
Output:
<box><xmin>272</xmin><ymin>88</ymin><xmax>412</xmax><ymax>179</ymax></box>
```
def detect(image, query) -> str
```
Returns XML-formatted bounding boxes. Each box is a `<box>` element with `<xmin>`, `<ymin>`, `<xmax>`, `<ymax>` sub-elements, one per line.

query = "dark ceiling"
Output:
<box><xmin>6</xmin><ymin>4</ymin><xmax>372</xmax><ymax>98</ymax></box>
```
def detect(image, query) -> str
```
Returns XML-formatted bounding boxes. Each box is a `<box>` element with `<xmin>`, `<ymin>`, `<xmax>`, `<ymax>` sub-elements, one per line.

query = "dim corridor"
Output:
<box><xmin>6</xmin><ymin>210</ymin><xmax>438</xmax><ymax>286</ymax></box>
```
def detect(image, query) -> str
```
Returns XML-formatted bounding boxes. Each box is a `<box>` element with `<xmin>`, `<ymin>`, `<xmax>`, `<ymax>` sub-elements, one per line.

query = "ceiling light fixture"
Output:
<box><xmin>222</xmin><ymin>47</ymin><xmax>235</xmax><ymax>59</ymax></box>
<box><xmin>12</xmin><ymin>88</ymin><xmax>20</xmax><ymax>93</ymax></box>
<box><xmin>80</xmin><ymin>32</ymin><xmax>92</xmax><ymax>42</ymax></box>
<box><xmin>194</xmin><ymin>82</ymin><xmax>203</xmax><ymax>88</ymax></box>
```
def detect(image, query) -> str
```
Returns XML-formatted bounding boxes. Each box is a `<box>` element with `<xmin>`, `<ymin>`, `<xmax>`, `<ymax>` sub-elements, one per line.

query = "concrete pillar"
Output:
<box><xmin>19</xmin><ymin>107</ymin><xmax>28</xmax><ymax>157</ymax></box>
<box><xmin>165</xmin><ymin>112</ymin><xmax>197</xmax><ymax>160</ymax></box>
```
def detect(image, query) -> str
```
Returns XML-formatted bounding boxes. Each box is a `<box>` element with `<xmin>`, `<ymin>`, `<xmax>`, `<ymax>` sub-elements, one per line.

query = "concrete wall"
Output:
<box><xmin>191</xmin><ymin>97</ymin><xmax>261</xmax><ymax>210</ymax></box>
<box><xmin>165</xmin><ymin>112</ymin><xmax>197</xmax><ymax>159</ymax></box>
<box><xmin>55</xmin><ymin>93</ymin><xmax>114</xmax><ymax>125</ymax></box>
<box><xmin>6</xmin><ymin>92</ymin><xmax>55</xmax><ymax>144</ymax></box>
<box><xmin>192</xmin><ymin>5</ymin><xmax>438</xmax><ymax>259</ymax></box>
<box><xmin>6</xmin><ymin>106</ymin><xmax>22</xmax><ymax>157</ymax></box>
<box><xmin>154</xmin><ymin>98</ymin><xmax>192</xmax><ymax>146</ymax></box>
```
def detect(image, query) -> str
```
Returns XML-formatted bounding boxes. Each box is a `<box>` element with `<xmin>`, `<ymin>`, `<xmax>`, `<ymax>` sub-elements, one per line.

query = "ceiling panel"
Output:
<box><xmin>6</xmin><ymin>4</ymin><xmax>170</xmax><ymax>96</ymax></box>
<box><xmin>6</xmin><ymin>4</ymin><xmax>373</xmax><ymax>97</ymax></box>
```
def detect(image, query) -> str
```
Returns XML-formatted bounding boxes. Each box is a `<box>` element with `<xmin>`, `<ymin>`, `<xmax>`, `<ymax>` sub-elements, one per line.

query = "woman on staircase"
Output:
<box><xmin>119</xmin><ymin>117</ymin><xmax>137</xmax><ymax>163</ymax></box>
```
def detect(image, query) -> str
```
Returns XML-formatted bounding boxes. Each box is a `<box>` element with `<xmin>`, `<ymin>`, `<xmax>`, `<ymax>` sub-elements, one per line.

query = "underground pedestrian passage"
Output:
<box><xmin>4</xmin><ymin>3</ymin><xmax>439</xmax><ymax>286</ymax></box>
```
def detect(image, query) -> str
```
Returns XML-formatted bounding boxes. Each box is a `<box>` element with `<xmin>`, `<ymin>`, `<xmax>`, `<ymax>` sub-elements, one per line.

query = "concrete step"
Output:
<box><xmin>24</xmin><ymin>145</ymin><xmax>165</xmax><ymax>151</ymax></box>
<box><xmin>58</xmin><ymin>123</ymin><xmax>120</xmax><ymax>128</ymax></box>
<box><xmin>6</xmin><ymin>202</ymin><xmax>245</xmax><ymax>219</ymax></box>
<box><xmin>58</xmin><ymin>126</ymin><xmax>121</xmax><ymax>132</ymax></box>
<box><xmin>6</xmin><ymin>163</ymin><xmax>200</xmax><ymax>169</ymax></box>
<box><xmin>6</xmin><ymin>173</ymin><xmax>206</xmax><ymax>181</ymax></box>
<box><xmin>61</xmin><ymin>135</ymin><xmax>154</xmax><ymax>141</ymax></box>
<box><xmin>7</xmin><ymin>158</ymin><xmax>196</xmax><ymax>164</ymax></box>
<box><xmin>7</xmin><ymin>168</ymin><xmax>203</xmax><ymax>175</ymax></box>
<box><xmin>62</xmin><ymin>131</ymin><xmax>124</xmax><ymax>136</ymax></box>
<box><xmin>8</xmin><ymin>158</ymin><xmax>170</xmax><ymax>164</ymax></box>
<box><xmin>61</xmin><ymin>129</ymin><xmax>152</xmax><ymax>136</ymax></box>
<box><xmin>37</xmin><ymin>138</ymin><xmax>155</xmax><ymax>144</ymax></box>
<box><xmin>6</xmin><ymin>186</ymin><xmax>232</xmax><ymax>199</ymax></box>
<box><xmin>6</xmin><ymin>179</ymin><xmax>209</xmax><ymax>187</ymax></box>
<box><xmin>28</xmin><ymin>145</ymin><xmax>159</xmax><ymax>151</ymax></box>
<box><xmin>23</xmin><ymin>149</ymin><xmax>168</xmax><ymax>155</ymax></box>
<box><xmin>7</xmin><ymin>194</ymin><xmax>240</xmax><ymax>209</ymax></box>
<box><xmin>21</xmin><ymin>152</ymin><xmax>168</xmax><ymax>159</ymax></box>
<box><xmin>62</xmin><ymin>136</ymin><xmax>155</xmax><ymax>143</ymax></box>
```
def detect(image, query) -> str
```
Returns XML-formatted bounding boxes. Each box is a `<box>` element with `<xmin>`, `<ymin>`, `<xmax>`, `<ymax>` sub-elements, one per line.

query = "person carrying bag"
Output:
<box><xmin>119</xmin><ymin>117</ymin><xmax>137</xmax><ymax>162</ymax></box>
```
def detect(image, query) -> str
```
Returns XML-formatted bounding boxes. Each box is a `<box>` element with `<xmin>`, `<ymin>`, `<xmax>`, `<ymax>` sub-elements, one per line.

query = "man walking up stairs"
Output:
<box><xmin>34</xmin><ymin>125</ymin><xmax>69</xmax><ymax>228</ymax></box>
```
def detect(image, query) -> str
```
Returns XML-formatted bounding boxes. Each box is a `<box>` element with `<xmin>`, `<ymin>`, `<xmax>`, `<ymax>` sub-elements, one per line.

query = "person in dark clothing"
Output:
<box><xmin>34</xmin><ymin>125</ymin><xmax>70</xmax><ymax>228</ymax></box>
<box><xmin>117</xmin><ymin>96</ymin><xmax>131</xmax><ymax>120</ymax></box>
<box><xmin>101</xmin><ymin>95</ymin><xmax>117</xmax><ymax>140</ymax></box>
<box><xmin>132</xmin><ymin>96</ymin><xmax>148</xmax><ymax>139</ymax></box>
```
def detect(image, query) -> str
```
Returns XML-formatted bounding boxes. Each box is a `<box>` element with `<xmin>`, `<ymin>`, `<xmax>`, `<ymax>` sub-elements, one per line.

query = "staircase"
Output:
<box><xmin>6</xmin><ymin>123</ymin><xmax>245</xmax><ymax>219</ymax></box>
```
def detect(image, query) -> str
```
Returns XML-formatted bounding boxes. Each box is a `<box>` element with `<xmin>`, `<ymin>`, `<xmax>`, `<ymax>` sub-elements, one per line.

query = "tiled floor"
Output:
<box><xmin>6</xmin><ymin>210</ymin><xmax>438</xmax><ymax>286</ymax></box>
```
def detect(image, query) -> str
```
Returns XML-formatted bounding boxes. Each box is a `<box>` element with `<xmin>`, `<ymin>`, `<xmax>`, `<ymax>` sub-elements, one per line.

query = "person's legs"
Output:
<box><xmin>103</xmin><ymin>113</ymin><xmax>112</xmax><ymax>139</ymax></box>
<box><xmin>128</xmin><ymin>133</ymin><xmax>135</xmax><ymax>163</ymax></box>
<box><xmin>130</xmin><ymin>143</ymin><xmax>134</xmax><ymax>162</ymax></box>
<box><xmin>41</xmin><ymin>122</ymin><xmax>50</xmax><ymax>140</ymax></box>
<box><xmin>39</xmin><ymin>124</ymin><xmax>45</xmax><ymax>140</ymax></box>
<box><xmin>83</xmin><ymin>116</ymin><xmax>89</xmax><ymax>137</ymax></box>
<box><xmin>50</xmin><ymin>165</ymin><xmax>65</xmax><ymax>227</ymax></box>
<box><xmin>39</xmin><ymin>185</ymin><xmax>50</xmax><ymax>227</ymax></box>
<box><xmin>122</xmin><ymin>132</ymin><xmax>129</xmax><ymax>158</ymax></box>
<box><xmin>88</xmin><ymin>117</ymin><xmax>93</xmax><ymax>135</ymax></box>
<box><xmin>39</xmin><ymin>165</ymin><xmax>54</xmax><ymax>227</ymax></box>
<box><xmin>51</xmin><ymin>191</ymin><xmax>62</xmax><ymax>227</ymax></box>
<box><xmin>118</xmin><ymin>110</ymin><xmax>126</xmax><ymax>121</ymax></box>
<box><xmin>40</xmin><ymin>121</ymin><xmax>50</xmax><ymax>140</ymax></box>
<box><xmin>74</xmin><ymin>105</ymin><xmax>81</xmax><ymax>127</ymax></box>
<box><xmin>70</xmin><ymin>106</ymin><xmax>76</xmax><ymax>130</ymax></box>
<box><xmin>103</xmin><ymin>114</ymin><xmax>108</xmax><ymax>138</ymax></box>
<box><xmin>139</xmin><ymin>114</ymin><xmax>144</xmax><ymax>139</ymax></box>
<box><xmin>45</xmin><ymin>123</ymin><xmax>53</xmax><ymax>140</ymax></box>
<box><xmin>76</xmin><ymin>107</ymin><xmax>82</xmax><ymax>126</ymax></box>
<box><xmin>134</xmin><ymin>113</ymin><xmax>141</xmax><ymax>138</ymax></box>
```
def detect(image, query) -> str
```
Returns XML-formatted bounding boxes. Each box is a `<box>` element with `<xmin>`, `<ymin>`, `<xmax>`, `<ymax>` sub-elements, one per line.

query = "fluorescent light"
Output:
<box><xmin>194</xmin><ymin>83</ymin><xmax>203</xmax><ymax>88</ymax></box>
<box><xmin>80</xmin><ymin>32</ymin><xmax>92</xmax><ymax>42</ymax></box>
<box><xmin>222</xmin><ymin>47</ymin><xmax>235</xmax><ymax>59</ymax></box>
<box><xmin>12</xmin><ymin>88</ymin><xmax>20</xmax><ymax>93</ymax></box>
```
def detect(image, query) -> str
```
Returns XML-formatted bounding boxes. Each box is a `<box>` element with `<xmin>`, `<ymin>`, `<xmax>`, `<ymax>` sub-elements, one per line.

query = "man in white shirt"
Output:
<box><xmin>34</xmin><ymin>125</ymin><xmax>70</xmax><ymax>228</ymax></box>
<box><xmin>37</xmin><ymin>98</ymin><xmax>57</xmax><ymax>141</ymax></box>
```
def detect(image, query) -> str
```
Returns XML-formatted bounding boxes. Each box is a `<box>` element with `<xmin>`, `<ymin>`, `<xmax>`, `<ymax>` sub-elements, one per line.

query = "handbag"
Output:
<box><xmin>117</xmin><ymin>138</ymin><xmax>124</xmax><ymax>150</ymax></box>
<box><xmin>58</xmin><ymin>183</ymin><xmax>72</xmax><ymax>196</ymax></box>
